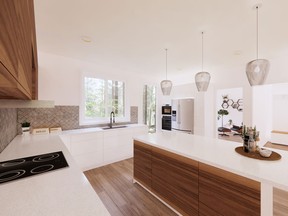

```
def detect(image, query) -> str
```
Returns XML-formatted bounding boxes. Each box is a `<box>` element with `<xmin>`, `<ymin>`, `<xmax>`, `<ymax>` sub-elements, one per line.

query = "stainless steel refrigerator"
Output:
<box><xmin>171</xmin><ymin>98</ymin><xmax>194</xmax><ymax>133</ymax></box>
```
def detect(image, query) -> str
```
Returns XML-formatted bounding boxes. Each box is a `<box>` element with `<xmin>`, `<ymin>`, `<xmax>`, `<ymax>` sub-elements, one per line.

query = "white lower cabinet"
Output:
<box><xmin>70</xmin><ymin>132</ymin><xmax>103</xmax><ymax>171</ymax></box>
<box><xmin>103</xmin><ymin>127</ymin><xmax>134</xmax><ymax>164</ymax></box>
<box><xmin>61</xmin><ymin>125</ymin><xmax>148</xmax><ymax>171</ymax></box>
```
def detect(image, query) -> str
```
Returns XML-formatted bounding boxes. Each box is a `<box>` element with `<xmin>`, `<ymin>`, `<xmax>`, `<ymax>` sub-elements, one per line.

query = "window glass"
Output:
<box><xmin>84</xmin><ymin>77</ymin><xmax>125</xmax><ymax>121</ymax></box>
<box><xmin>143</xmin><ymin>85</ymin><xmax>156</xmax><ymax>133</ymax></box>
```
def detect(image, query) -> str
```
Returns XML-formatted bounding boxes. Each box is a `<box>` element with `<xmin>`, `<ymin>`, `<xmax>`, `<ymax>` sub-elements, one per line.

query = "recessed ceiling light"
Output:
<box><xmin>81</xmin><ymin>36</ymin><xmax>92</xmax><ymax>43</ymax></box>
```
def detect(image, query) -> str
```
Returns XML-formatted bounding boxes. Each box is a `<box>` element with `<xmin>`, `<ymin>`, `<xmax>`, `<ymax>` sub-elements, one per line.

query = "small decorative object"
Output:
<box><xmin>246</xmin><ymin>4</ymin><xmax>270</xmax><ymax>86</ymax></box>
<box><xmin>259</xmin><ymin>148</ymin><xmax>272</xmax><ymax>158</ymax></box>
<box><xmin>195</xmin><ymin>32</ymin><xmax>211</xmax><ymax>92</ymax></box>
<box><xmin>160</xmin><ymin>48</ymin><xmax>173</xmax><ymax>95</ymax></box>
<box><xmin>242</xmin><ymin>125</ymin><xmax>260</xmax><ymax>152</ymax></box>
<box><xmin>21</xmin><ymin>121</ymin><xmax>30</xmax><ymax>135</ymax></box>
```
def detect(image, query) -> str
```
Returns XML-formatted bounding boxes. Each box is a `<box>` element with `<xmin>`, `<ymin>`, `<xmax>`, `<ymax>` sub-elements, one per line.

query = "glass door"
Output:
<box><xmin>143</xmin><ymin>85</ymin><xmax>156</xmax><ymax>133</ymax></box>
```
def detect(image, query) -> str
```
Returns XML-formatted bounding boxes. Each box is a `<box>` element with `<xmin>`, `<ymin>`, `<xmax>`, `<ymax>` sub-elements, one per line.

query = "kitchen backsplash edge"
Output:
<box><xmin>0</xmin><ymin>109</ymin><xmax>17</xmax><ymax>153</ymax></box>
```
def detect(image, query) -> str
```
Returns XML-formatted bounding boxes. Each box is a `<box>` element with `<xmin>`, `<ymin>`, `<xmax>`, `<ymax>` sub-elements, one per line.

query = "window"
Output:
<box><xmin>81</xmin><ymin>75</ymin><xmax>126</xmax><ymax>124</ymax></box>
<box><xmin>143</xmin><ymin>85</ymin><xmax>156</xmax><ymax>133</ymax></box>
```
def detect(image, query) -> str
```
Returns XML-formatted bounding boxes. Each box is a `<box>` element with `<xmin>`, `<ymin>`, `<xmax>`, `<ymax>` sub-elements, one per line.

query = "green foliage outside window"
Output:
<box><xmin>84</xmin><ymin>77</ymin><xmax>125</xmax><ymax>119</ymax></box>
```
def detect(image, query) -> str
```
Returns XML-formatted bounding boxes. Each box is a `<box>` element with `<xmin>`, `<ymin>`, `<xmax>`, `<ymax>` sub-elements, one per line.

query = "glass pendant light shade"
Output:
<box><xmin>195</xmin><ymin>32</ymin><xmax>211</xmax><ymax>92</ymax></box>
<box><xmin>246</xmin><ymin>4</ymin><xmax>269</xmax><ymax>86</ymax></box>
<box><xmin>160</xmin><ymin>80</ymin><xmax>173</xmax><ymax>95</ymax></box>
<box><xmin>195</xmin><ymin>72</ymin><xmax>211</xmax><ymax>92</ymax></box>
<box><xmin>160</xmin><ymin>49</ymin><xmax>172</xmax><ymax>95</ymax></box>
<box><xmin>246</xmin><ymin>59</ymin><xmax>270</xmax><ymax>86</ymax></box>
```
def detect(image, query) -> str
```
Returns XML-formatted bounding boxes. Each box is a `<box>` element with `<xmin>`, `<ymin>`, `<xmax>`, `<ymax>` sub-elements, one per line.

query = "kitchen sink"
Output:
<box><xmin>101</xmin><ymin>125</ymin><xmax>128</xmax><ymax>130</ymax></box>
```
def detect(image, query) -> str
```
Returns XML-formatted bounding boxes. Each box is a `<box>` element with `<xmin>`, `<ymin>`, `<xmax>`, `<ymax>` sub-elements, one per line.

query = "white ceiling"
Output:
<box><xmin>34</xmin><ymin>0</ymin><xmax>288</xmax><ymax>84</ymax></box>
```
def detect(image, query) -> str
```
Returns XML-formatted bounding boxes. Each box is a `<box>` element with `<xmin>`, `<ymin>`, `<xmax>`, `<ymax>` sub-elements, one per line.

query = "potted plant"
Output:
<box><xmin>217</xmin><ymin>109</ymin><xmax>229</xmax><ymax>136</ymax></box>
<box><xmin>21</xmin><ymin>121</ymin><xmax>31</xmax><ymax>135</ymax></box>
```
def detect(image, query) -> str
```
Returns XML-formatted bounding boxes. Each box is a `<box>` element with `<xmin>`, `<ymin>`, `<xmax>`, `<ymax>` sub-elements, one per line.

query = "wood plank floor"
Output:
<box><xmin>84</xmin><ymin>158</ymin><xmax>177</xmax><ymax>216</ymax></box>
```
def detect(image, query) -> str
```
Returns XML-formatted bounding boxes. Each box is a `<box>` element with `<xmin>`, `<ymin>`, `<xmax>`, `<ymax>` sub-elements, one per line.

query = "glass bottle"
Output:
<box><xmin>248</xmin><ymin>133</ymin><xmax>256</xmax><ymax>152</ymax></box>
<box><xmin>243</xmin><ymin>135</ymin><xmax>249</xmax><ymax>153</ymax></box>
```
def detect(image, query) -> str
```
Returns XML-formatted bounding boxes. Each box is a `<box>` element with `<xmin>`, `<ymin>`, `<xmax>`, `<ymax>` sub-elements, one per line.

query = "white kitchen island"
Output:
<box><xmin>0</xmin><ymin>134</ymin><xmax>110</xmax><ymax>216</ymax></box>
<box><xmin>133</xmin><ymin>131</ymin><xmax>288</xmax><ymax>216</ymax></box>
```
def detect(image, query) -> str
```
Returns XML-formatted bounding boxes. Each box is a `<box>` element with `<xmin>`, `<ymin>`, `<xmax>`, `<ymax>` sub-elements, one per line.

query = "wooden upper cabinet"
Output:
<box><xmin>0</xmin><ymin>0</ymin><xmax>38</xmax><ymax>99</ymax></box>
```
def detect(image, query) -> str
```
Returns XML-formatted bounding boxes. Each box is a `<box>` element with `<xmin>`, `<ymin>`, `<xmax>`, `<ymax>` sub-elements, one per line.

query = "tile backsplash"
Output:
<box><xmin>0</xmin><ymin>109</ymin><xmax>17</xmax><ymax>153</ymax></box>
<box><xmin>17</xmin><ymin>105</ymin><xmax>139</xmax><ymax>133</ymax></box>
<box><xmin>130</xmin><ymin>106</ymin><xmax>138</xmax><ymax>123</ymax></box>
<box><xmin>17</xmin><ymin>106</ymin><xmax>80</xmax><ymax>133</ymax></box>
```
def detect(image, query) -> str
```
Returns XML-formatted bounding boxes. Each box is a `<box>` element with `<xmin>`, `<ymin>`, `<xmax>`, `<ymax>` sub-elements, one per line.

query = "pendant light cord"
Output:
<box><xmin>165</xmin><ymin>48</ymin><xmax>168</xmax><ymax>80</ymax></box>
<box><xmin>201</xmin><ymin>32</ymin><xmax>204</xmax><ymax>72</ymax></box>
<box><xmin>256</xmin><ymin>6</ymin><xmax>259</xmax><ymax>60</ymax></box>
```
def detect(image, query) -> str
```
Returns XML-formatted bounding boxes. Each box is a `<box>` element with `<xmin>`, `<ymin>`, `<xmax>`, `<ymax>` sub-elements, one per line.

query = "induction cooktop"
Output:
<box><xmin>0</xmin><ymin>151</ymin><xmax>69</xmax><ymax>185</ymax></box>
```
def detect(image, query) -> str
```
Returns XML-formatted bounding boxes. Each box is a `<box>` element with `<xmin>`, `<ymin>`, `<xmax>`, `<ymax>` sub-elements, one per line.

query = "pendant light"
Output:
<box><xmin>160</xmin><ymin>48</ymin><xmax>173</xmax><ymax>95</ymax></box>
<box><xmin>195</xmin><ymin>32</ymin><xmax>211</xmax><ymax>92</ymax></box>
<box><xmin>246</xmin><ymin>4</ymin><xmax>269</xmax><ymax>86</ymax></box>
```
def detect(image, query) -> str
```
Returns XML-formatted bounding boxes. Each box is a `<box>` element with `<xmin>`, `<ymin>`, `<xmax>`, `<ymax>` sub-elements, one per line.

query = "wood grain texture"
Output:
<box><xmin>134</xmin><ymin>141</ymin><xmax>152</xmax><ymax>189</ymax></box>
<box><xmin>198</xmin><ymin>202</ymin><xmax>222</xmax><ymax>216</ymax></box>
<box><xmin>264</xmin><ymin>142</ymin><xmax>288</xmax><ymax>152</ymax></box>
<box><xmin>151</xmin><ymin>146</ymin><xmax>199</xmax><ymax>216</ymax></box>
<box><xmin>199</xmin><ymin>162</ymin><xmax>260</xmax><ymax>216</ymax></box>
<box><xmin>274</xmin><ymin>187</ymin><xmax>288</xmax><ymax>216</ymax></box>
<box><xmin>0</xmin><ymin>0</ymin><xmax>38</xmax><ymax>99</ymax></box>
<box><xmin>85</xmin><ymin>158</ymin><xmax>176</xmax><ymax>216</ymax></box>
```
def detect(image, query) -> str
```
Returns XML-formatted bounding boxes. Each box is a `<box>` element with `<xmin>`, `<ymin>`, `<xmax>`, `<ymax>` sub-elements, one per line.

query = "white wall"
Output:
<box><xmin>38</xmin><ymin>51</ymin><xmax>157</xmax><ymax>125</ymax></box>
<box><xmin>216</xmin><ymin>88</ymin><xmax>243</xmax><ymax>128</ymax></box>
<box><xmin>252</xmin><ymin>83</ymin><xmax>288</xmax><ymax>146</ymax></box>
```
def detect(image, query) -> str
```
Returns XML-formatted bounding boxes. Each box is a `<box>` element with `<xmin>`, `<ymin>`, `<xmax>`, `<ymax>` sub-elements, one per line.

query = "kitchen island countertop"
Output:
<box><xmin>0</xmin><ymin>134</ymin><xmax>110</xmax><ymax>216</ymax></box>
<box><xmin>134</xmin><ymin>131</ymin><xmax>288</xmax><ymax>191</ymax></box>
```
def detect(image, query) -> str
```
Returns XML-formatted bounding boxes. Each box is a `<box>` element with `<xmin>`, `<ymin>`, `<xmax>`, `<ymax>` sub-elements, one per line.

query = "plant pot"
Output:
<box><xmin>22</xmin><ymin>127</ymin><xmax>30</xmax><ymax>135</ymax></box>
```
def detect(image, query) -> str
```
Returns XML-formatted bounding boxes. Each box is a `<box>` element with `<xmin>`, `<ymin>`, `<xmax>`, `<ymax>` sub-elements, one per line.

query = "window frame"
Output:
<box><xmin>80</xmin><ymin>72</ymin><xmax>129</xmax><ymax>126</ymax></box>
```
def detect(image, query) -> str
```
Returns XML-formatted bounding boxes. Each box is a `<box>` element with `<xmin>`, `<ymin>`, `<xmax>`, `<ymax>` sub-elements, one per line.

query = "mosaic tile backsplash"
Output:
<box><xmin>130</xmin><ymin>106</ymin><xmax>138</xmax><ymax>123</ymax></box>
<box><xmin>0</xmin><ymin>109</ymin><xmax>17</xmax><ymax>153</ymax></box>
<box><xmin>17</xmin><ymin>105</ymin><xmax>139</xmax><ymax>134</ymax></box>
<box><xmin>17</xmin><ymin>106</ymin><xmax>80</xmax><ymax>134</ymax></box>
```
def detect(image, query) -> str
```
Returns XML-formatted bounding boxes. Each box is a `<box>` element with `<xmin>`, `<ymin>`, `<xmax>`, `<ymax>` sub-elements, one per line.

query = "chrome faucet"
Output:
<box><xmin>109</xmin><ymin>111</ymin><xmax>115</xmax><ymax>128</ymax></box>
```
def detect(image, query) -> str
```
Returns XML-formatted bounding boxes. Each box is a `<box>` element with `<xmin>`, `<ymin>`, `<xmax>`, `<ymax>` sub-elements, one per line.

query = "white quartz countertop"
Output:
<box><xmin>134</xmin><ymin>131</ymin><xmax>288</xmax><ymax>191</ymax></box>
<box><xmin>0</xmin><ymin>134</ymin><xmax>110</xmax><ymax>216</ymax></box>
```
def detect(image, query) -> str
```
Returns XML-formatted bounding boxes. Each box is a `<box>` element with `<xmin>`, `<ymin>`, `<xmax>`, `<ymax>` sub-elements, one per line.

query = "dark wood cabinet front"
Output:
<box><xmin>199</xmin><ymin>162</ymin><xmax>261</xmax><ymax>216</ymax></box>
<box><xmin>152</xmin><ymin>147</ymin><xmax>199</xmax><ymax>216</ymax></box>
<box><xmin>0</xmin><ymin>0</ymin><xmax>38</xmax><ymax>99</ymax></box>
<box><xmin>134</xmin><ymin>141</ymin><xmax>262</xmax><ymax>216</ymax></box>
<box><xmin>133</xmin><ymin>141</ymin><xmax>152</xmax><ymax>189</ymax></box>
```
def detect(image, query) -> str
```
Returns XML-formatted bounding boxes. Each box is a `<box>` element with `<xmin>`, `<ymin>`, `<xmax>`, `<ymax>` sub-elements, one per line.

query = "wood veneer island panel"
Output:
<box><xmin>133</xmin><ymin>140</ymin><xmax>261</xmax><ymax>216</ymax></box>
<box><xmin>134</xmin><ymin>141</ymin><xmax>152</xmax><ymax>189</ymax></box>
<box><xmin>152</xmin><ymin>146</ymin><xmax>199</xmax><ymax>215</ymax></box>
<box><xmin>274</xmin><ymin>187</ymin><xmax>288</xmax><ymax>216</ymax></box>
<box><xmin>199</xmin><ymin>162</ymin><xmax>261</xmax><ymax>216</ymax></box>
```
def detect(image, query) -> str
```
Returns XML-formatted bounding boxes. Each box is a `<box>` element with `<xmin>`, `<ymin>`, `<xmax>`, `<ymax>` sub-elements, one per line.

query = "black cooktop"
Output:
<box><xmin>0</xmin><ymin>151</ymin><xmax>69</xmax><ymax>185</ymax></box>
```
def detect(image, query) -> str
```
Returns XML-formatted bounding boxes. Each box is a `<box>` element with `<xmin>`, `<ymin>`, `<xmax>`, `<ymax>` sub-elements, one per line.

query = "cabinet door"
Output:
<box><xmin>70</xmin><ymin>132</ymin><xmax>103</xmax><ymax>171</ymax></box>
<box><xmin>199</xmin><ymin>162</ymin><xmax>260</xmax><ymax>216</ymax></box>
<box><xmin>0</xmin><ymin>0</ymin><xmax>37</xmax><ymax>99</ymax></box>
<box><xmin>103</xmin><ymin>127</ymin><xmax>134</xmax><ymax>164</ymax></box>
<box><xmin>151</xmin><ymin>147</ymin><xmax>199</xmax><ymax>216</ymax></box>
<box><xmin>133</xmin><ymin>140</ymin><xmax>152</xmax><ymax>189</ymax></box>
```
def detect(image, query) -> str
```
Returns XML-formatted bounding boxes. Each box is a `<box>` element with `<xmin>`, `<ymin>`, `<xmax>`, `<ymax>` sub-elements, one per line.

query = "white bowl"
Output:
<box><xmin>259</xmin><ymin>148</ymin><xmax>272</xmax><ymax>158</ymax></box>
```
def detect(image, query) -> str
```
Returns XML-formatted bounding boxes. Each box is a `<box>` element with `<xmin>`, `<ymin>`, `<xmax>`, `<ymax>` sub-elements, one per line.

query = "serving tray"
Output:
<box><xmin>235</xmin><ymin>146</ymin><xmax>281</xmax><ymax>161</ymax></box>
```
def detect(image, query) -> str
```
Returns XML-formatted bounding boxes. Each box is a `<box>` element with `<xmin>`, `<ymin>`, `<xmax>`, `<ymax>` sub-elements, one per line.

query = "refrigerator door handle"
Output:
<box><xmin>177</xmin><ymin>103</ymin><xmax>181</xmax><ymax>124</ymax></box>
